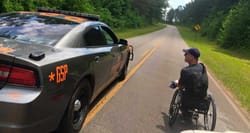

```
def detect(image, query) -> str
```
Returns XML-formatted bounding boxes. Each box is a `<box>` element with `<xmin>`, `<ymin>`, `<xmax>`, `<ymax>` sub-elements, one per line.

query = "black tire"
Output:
<box><xmin>118</xmin><ymin>61</ymin><xmax>128</xmax><ymax>81</ymax></box>
<box><xmin>204</xmin><ymin>95</ymin><xmax>216</xmax><ymax>131</ymax></box>
<box><xmin>58</xmin><ymin>79</ymin><xmax>91</xmax><ymax>133</ymax></box>
<box><xmin>168</xmin><ymin>89</ymin><xmax>181</xmax><ymax>126</ymax></box>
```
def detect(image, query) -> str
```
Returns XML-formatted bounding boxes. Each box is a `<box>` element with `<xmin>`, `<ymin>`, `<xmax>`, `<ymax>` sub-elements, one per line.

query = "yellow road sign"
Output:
<box><xmin>194</xmin><ymin>24</ymin><xmax>201</xmax><ymax>31</ymax></box>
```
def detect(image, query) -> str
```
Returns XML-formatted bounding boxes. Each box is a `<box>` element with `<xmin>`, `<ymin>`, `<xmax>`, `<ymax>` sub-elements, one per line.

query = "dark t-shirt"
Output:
<box><xmin>179</xmin><ymin>63</ymin><xmax>208</xmax><ymax>98</ymax></box>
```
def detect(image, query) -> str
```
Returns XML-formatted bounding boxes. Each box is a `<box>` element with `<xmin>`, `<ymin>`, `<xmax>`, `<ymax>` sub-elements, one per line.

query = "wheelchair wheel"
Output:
<box><xmin>204</xmin><ymin>94</ymin><xmax>216</xmax><ymax>131</ymax></box>
<box><xmin>168</xmin><ymin>89</ymin><xmax>181</xmax><ymax>126</ymax></box>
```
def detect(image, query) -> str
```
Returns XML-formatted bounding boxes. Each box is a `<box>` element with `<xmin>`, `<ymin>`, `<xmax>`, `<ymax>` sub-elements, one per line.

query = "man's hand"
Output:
<box><xmin>169</xmin><ymin>80</ymin><xmax>178</xmax><ymax>89</ymax></box>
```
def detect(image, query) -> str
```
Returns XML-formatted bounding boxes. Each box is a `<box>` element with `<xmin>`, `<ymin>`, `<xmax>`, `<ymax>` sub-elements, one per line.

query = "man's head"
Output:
<box><xmin>183</xmin><ymin>48</ymin><xmax>200</xmax><ymax>64</ymax></box>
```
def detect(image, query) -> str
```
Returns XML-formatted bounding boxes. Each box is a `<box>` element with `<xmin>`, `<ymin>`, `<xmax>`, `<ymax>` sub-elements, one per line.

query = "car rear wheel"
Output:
<box><xmin>58</xmin><ymin>79</ymin><xmax>91</xmax><ymax>133</ymax></box>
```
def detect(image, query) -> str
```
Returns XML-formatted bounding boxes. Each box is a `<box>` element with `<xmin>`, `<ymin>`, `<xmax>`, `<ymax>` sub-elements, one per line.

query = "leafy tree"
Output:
<box><xmin>173</xmin><ymin>0</ymin><xmax>238</xmax><ymax>41</ymax></box>
<box><xmin>33</xmin><ymin>0</ymin><xmax>49</xmax><ymax>9</ymax></box>
<box><xmin>21</xmin><ymin>0</ymin><xmax>36</xmax><ymax>11</ymax></box>
<box><xmin>47</xmin><ymin>0</ymin><xmax>65</xmax><ymax>9</ymax></box>
<box><xmin>177</xmin><ymin>0</ymin><xmax>238</xmax><ymax>25</ymax></box>
<box><xmin>132</xmin><ymin>0</ymin><xmax>168</xmax><ymax>24</ymax></box>
<box><xmin>201</xmin><ymin>11</ymin><xmax>226</xmax><ymax>39</ymax></box>
<box><xmin>166</xmin><ymin>8</ymin><xmax>174</xmax><ymax>24</ymax></box>
<box><xmin>218</xmin><ymin>0</ymin><xmax>250</xmax><ymax>49</ymax></box>
<box><xmin>0</xmin><ymin>0</ymin><xmax>11</xmax><ymax>12</ymax></box>
<box><xmin>90</xmin><ymin>0</ymin><xmax>143</xmax><ymax>28</ymax></box>
<box><xmin>62</xmin><ymin>0</ymin><xmax>94</xmax><ymax>13</ymax></box>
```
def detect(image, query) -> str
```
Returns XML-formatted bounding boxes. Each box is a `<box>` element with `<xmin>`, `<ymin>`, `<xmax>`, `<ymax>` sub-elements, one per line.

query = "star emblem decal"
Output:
<box><xmin>48</xmin><ymin>72</ymin><xmax>55</xmax><ymax>82</ymax></box>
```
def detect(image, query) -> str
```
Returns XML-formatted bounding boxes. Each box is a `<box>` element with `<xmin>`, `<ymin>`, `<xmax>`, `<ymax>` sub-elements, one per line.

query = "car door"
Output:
<box><xmin>100</xmin><ymin>26</ymin><xmax>124</xmax><ymax>78</ymax></box>
<box><xmin>82</xmin><ymin>25</ymin><xmax>114</xmax><ymax>94</ymax></box>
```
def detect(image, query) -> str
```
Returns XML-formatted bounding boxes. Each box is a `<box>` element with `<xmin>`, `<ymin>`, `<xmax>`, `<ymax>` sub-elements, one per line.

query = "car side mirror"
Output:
<box><xmin>119</xmin><ymin>39</ymin><xmax>128</xmax><ymax>45</ymax></box>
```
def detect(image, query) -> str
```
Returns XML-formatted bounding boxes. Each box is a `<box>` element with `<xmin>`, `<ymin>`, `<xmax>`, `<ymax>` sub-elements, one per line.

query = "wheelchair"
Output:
<box><xmin>168</xmin><ymin>87</ymin><xmax>216</xmax><ymax>131</ymax></box>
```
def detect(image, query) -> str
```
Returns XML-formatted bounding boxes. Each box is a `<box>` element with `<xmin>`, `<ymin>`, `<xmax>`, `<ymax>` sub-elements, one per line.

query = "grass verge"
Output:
<box><xmin>177</xmin><ymin>25</ymin><xmax>250</xmax><ymax>112</ymax></box>
<box><xmin>115</xmin><ymin>23</ymin><xmax>166</xmax><ymax>39</ymax></box>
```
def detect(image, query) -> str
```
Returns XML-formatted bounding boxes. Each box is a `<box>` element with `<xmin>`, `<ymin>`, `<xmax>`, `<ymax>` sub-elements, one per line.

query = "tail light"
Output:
<box><xmin>0</xmin><ymin>64</ymin><xmax>36</xmax><ymax>86</ymax></box>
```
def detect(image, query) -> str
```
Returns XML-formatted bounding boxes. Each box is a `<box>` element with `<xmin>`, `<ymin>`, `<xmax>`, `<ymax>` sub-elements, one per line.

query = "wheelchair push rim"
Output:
<box><xmin>168</xmin><ymin>89</ymin><xmax>181</xmax><ymax>126</ymax></box>
<box><xmin>204</xmin><ymin>95</ymin><xmax>217</xmax><ymax>131</ymax></box>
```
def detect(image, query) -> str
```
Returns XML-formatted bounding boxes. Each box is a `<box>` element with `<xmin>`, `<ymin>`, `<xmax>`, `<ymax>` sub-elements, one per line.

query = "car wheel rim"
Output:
<box><xmin>72</xmin><ymin>98</ymin><xmax>87</xmax><ymax>129</ymax></box>
<box><xmin>74</xmin><ymin>99</ymin><xmax>81</xmax><ymax>111</ymax></box>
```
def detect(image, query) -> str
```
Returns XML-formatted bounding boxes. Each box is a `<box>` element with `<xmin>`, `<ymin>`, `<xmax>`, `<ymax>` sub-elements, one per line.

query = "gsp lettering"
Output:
<box><xmin>56</xmin><ymin>64</ymin><xmax>68</xmax><ymax>83</ymax></box>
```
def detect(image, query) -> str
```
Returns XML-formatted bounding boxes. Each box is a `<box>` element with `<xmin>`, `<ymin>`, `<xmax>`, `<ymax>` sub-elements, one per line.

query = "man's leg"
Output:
<box><xmin>180</xmin><ymin>95</ymin><xmax>193</xmax><ymax>120</ymax></box>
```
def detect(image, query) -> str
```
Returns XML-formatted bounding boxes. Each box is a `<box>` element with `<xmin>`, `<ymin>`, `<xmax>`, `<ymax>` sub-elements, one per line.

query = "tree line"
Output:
<box><xmin>167</xmin><ymin>0</ymin><xmax>250</xmax><ymax>50</ymax></box>
<box><xmin>0</xmin><ymin>0</ymin><xmax>168</xmax><ymax>29</ymax></box>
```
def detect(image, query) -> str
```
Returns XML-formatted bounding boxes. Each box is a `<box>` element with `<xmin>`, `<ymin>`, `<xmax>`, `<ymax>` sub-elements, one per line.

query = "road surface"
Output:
<box><xmin>81</xmin><ymin>25</ymin><xmax>250</xmax><ymax>133</ymax></box>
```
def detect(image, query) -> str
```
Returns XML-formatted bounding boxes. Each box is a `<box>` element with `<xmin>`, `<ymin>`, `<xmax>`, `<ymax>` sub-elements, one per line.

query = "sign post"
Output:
<box><xmin>194</xmin><ymin>24</ymin><xmax>201</xmax><ymax>40</ymax></box>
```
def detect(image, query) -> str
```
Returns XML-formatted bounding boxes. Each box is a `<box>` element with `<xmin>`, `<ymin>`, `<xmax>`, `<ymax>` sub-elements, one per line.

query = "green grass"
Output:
<box><xmin>115</xmin><ymin>23</ymin><xmax>166</xmax><ymax>39</ymax></box>
<box><xmin>177</xmin><ymin>26</ymin><xmax>250</xmax><ymax>112</ymax></box>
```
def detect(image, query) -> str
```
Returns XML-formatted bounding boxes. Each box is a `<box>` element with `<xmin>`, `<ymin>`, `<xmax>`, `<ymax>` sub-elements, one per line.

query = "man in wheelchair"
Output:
<box><xmin>172</xmin><ymin>48</ymin><xmax>209</xmax><ymax>121</ymax></box>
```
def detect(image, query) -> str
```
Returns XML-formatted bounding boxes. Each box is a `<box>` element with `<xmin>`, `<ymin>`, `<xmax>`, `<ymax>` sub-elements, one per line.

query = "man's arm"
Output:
<box><xmin>178</xmin><ymin>69</ymin><xmax>186</xmax><ymax>88</ymax></box>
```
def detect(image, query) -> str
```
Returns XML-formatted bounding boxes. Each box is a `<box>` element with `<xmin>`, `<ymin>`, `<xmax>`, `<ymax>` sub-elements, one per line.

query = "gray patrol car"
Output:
<box><xmin>0</xmin><ymin>8</ymin><xmax>133</xmax><ymax>133</ymax></box>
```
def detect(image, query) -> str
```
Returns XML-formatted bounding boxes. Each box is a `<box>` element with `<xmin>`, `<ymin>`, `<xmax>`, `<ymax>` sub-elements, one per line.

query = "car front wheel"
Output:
<box><xmin>118</xmin><ymin>61</ymin><xmax>128</xmax><ymax>81</ymax></box>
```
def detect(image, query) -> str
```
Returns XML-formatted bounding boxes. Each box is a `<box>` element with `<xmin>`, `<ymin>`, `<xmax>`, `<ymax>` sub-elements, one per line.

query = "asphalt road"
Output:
<box><xmin>81</xmin><ymin>25</ymin><xmax>250</xmax><ymax>133</ymax></box>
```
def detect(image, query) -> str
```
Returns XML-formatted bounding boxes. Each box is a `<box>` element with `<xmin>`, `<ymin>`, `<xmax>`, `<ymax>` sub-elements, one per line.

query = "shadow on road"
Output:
<box><xmin>156</xmin><ymin>112</ymin><xmax>205</xmax><ymax>133</ymax></box>
<box><xmin>87</xmin><ymin>79</ymin><xmax>121</xmax><ymax>112</ymax></box>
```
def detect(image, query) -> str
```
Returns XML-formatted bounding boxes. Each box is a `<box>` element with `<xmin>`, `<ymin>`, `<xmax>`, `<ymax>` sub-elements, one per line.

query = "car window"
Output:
<box><xmin>100</xmin><ymin>26</ymin><xmax>118</xmax><ymax>45</ymax></box>
<box><xmin>0</xmin><ymin>13</ymin><xmax>77</xmax><ymax>46</ymax></box>
<box><xmin>83</xmin><ymin>26</ymin><xmax>107</xmax><ymax>46</ymax></box>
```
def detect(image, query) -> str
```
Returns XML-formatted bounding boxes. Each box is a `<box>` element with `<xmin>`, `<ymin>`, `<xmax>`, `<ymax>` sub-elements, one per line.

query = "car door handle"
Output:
<box><xmin>94</xmin><ymin>56</ymin><xmax>100</xmax><ymax>62</ymax></box>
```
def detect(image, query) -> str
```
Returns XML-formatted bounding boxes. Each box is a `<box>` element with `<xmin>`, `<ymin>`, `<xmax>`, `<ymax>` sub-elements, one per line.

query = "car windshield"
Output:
<box><xmin>0</xmin><ymin>13</ymin><xmax>78</xmax><ymax>46</ymax></box>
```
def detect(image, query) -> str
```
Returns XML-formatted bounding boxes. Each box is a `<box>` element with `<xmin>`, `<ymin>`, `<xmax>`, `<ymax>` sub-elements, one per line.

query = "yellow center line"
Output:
<box><xmin>142</xmin><ymin>49</ymin><xmax>150</xmax><ymax>57</ymax></box>
<box><xmin>83</xmin><ymin>44</ymin><xmax>160</xmax><ymax>127</ymax></box>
